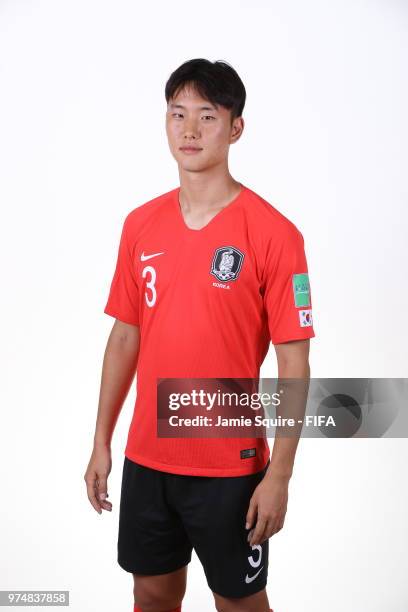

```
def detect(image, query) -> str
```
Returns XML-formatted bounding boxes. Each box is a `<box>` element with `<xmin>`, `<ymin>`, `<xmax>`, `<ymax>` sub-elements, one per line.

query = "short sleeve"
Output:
<box><xmin>262</xmin><ymin>225</ymin><xmax>315</xmax><ymax>344</ymax></box>
<box><xmin>103</xmin><ymin>215</ymin><xmax>140</xmax><ymax>326</ymax></box>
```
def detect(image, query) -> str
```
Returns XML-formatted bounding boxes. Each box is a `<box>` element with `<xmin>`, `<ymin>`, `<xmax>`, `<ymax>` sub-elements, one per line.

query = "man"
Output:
<box><xmin>84</xmin><ymin>58</ymin><xmax>315</xmax><ymax>612</ymax></box>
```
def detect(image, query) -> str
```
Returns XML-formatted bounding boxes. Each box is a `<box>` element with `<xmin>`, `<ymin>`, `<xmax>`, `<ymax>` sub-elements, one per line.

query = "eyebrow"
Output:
<box><xmin>169</xmin><ymin>103</ymin><xmax>218</xmax><ymax>111</ymax></box>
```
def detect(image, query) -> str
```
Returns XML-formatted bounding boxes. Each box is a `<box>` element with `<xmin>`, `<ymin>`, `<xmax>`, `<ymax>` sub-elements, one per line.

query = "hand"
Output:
<box><xmin>245</xmin><ymin>475</ymin><xmax>289</xmax><ymax>546</ymax></box>
<box><xmin>84</xmin><ymin>444</ymin><xmax>113</xmax><ymax>515</ymax></box>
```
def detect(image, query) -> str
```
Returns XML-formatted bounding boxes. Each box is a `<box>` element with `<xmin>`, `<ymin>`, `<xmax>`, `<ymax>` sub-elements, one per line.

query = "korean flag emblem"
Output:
<box><xmin>299</xmin><ymin>309</ymin><xmax>313</xmax><ymax>327</ymax></box>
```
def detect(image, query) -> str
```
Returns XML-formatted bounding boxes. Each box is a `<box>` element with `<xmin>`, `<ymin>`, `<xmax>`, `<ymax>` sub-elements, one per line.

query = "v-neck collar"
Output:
<box><xmin>173</xmin><ymin>183</ymin><xmax>246</xmax><ymax>233</ymax></box>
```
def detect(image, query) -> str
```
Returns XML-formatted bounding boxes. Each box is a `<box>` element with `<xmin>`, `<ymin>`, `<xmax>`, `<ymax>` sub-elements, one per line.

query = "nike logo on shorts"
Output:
<box><xmin>245</xmin><ymin>566</ymin><xmax>264</xmax><ymax>583</ymax></box>
<box><xmin>140</xmin><ymin>251</ymin><xmax>164</xmax><ymax>261</ymax></box>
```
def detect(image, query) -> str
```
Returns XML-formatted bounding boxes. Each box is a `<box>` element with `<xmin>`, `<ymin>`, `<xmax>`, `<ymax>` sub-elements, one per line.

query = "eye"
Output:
<box><xmin>172</xmin><ymin>113</ymin><xmax>183</xmax><ymax>118</ymax></box>
<box><xmin>202</xmin><ymin>115</ymin><xmax>216</xmax><ymax>121</ymax></box>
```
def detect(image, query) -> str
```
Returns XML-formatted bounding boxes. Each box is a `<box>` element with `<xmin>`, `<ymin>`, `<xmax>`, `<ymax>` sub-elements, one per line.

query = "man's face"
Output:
<box><xmin>165</xmin><ymin>84</ymin><xmax>244</xmax><ymax>173</ymax></box>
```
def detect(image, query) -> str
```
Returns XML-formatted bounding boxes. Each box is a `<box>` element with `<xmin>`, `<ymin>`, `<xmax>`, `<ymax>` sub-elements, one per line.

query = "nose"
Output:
<box><xmin>183</xmin><ymin>118</ymin><xmax>200</xmax><ymax>140</ymax></box>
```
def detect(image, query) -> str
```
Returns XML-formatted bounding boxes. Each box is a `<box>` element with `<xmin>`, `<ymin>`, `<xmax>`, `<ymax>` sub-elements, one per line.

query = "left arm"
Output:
<box><xmin>245</xmin><ymin>338</ymin><xmax>310</xmax><ymax>546</ymax></box>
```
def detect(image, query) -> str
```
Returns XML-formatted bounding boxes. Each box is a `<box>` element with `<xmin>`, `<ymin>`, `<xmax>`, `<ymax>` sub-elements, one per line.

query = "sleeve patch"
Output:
<box><xmin>292</xmin><ymin>273</ymin><xmax>310</xmax><ymax>307</ymax></box>
<box><xmin>299</xmin><ymin>309</ymin><xmax>313</xmax><ymax>327</ymax></box>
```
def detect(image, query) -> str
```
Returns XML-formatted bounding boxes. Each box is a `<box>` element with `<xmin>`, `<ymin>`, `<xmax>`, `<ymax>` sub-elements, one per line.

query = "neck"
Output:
<box><xmin>178</xmin><ymin>166</ymin><xmax>241</xmax><ymax>212</ymax></box>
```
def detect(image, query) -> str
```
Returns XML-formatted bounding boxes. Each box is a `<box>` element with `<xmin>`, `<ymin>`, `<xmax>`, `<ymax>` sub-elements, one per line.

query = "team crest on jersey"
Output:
<box><xmin>210</xmin><ymin>246</ymin><xmax>245</xmax><ymax>282</ymax></box>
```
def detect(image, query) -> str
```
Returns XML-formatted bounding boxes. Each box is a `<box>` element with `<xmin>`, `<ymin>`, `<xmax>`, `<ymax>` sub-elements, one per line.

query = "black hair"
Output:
<box><xmin>165</xmin><ymin>58</ymin><xmax>246</xmax><ymax>123</ymax></box>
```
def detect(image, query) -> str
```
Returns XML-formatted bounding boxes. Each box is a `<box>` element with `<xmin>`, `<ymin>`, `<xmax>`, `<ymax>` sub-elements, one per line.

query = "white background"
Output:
<box><xmin>0</xmin><ymin>0</ymin><xmax>407</xmax><ymax>610</ymax></box>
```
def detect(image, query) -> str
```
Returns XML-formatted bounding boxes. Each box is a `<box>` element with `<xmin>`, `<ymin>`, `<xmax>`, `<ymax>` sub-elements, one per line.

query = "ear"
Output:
<box><xmin>230</xmin><ymin>116</ymin><xmax>245</xmax><ymax>143</ymax></box>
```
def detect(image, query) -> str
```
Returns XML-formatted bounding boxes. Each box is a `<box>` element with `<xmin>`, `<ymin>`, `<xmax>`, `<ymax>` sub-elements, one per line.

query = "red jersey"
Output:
<box><xmin>104</xmin><ymin>183</ymin><xmax>315</xmax><ymax>476</ymax></box>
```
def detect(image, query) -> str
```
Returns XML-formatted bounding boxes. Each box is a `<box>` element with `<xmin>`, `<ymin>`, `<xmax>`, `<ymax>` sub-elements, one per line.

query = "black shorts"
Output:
<box><xmin>118</xmin><ymin>456</ymin><xmax>270</xmax><ymax>599</ymax></box>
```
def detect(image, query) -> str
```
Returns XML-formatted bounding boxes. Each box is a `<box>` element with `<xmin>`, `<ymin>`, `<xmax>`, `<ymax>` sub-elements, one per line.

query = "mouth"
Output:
<box><xmin>179</xmin><ymin>146</ymin><xmax>203</xmax><ymax>154</ymax></box>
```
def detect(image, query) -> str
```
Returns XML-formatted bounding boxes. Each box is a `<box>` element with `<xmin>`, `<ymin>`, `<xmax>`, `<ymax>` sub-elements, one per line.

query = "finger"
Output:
<box><xmin>245</xmin><ymin>500</ymin><xmax>257</xmax><ymax>530</ymax></box>
<box><xmin>98</xmin><ymin>495</ymin><xmax>113</xmax><ymax>512</ymax></box>
<box><xmin>96</xmin><ymin>474</ymin><xmax>113</xmax><ymax>512</ymax></box>
<box><xmin>96</xmin><ymin>475</ymin><xmax>108</xmax><ymax>501</ymax></box>
<box><xmin>272</xmin><ymin>521</ymin><xmax>284</xmax><ymax>535</ymax></box>
<box><xmin>262</xmin><ymin>519</ymin><xmax>274</xmax><ymax>542</ymax></box>
<box><xmin>85</xmin><ymin>478</ymin><xmax>102</xmax><ymax>514</ymax></box>
<box><xmin>248</xmin><ymin>517</ymin><xmax>267</xmax><ymax>546</ymax></box>
<box><xmin>88</xmin><ymin>484</ymin><xmax>112</xmax><ymax>513</ymax></box>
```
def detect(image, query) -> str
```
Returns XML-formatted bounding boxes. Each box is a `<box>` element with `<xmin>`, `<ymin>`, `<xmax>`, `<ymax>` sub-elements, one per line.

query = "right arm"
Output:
<box><xmin>84</xmin><ymin>319</ymin><xmax>140</xmax><ymax>514</ymax></box>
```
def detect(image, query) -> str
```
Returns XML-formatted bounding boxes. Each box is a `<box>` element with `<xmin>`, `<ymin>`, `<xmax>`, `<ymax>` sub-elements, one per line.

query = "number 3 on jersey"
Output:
<box><xmin>142</xmin><ymin>265</ymin><xmax>157</xmax><ymax>307</ymax></box>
